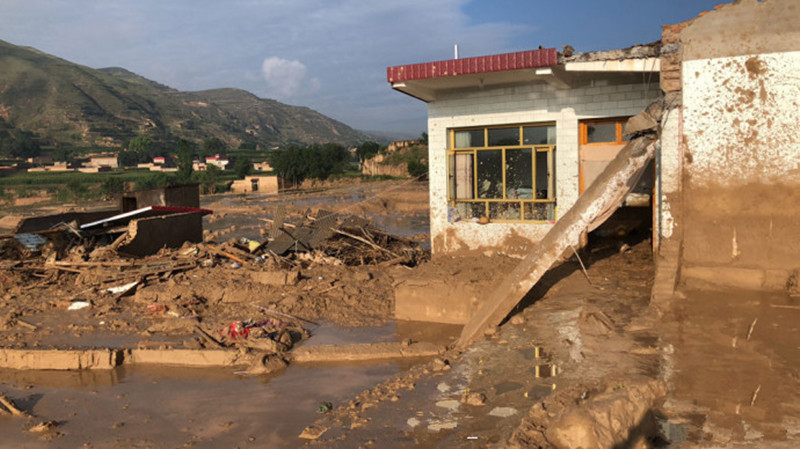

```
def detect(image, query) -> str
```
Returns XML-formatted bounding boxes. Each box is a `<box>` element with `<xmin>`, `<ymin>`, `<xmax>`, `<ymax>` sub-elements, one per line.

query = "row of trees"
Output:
<box><xmin>268</xmin><ymin>143</ymin><xmax>351</xmax><ymax>184</ymax></box>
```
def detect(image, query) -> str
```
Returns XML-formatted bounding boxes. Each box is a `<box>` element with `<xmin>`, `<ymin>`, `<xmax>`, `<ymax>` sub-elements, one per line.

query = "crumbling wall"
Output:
<box><xmin>669</xmin><ymin>0</ymin><xmax>800</xmax><ymax>273</ymax></box>
<box><xmin>122</xmin><ymin>184</ymin><xmax>200</xmax><ymax>211</ymax></box>
<box><xmin>116</xmin><ymin>212</ymin><xmax>204</xmax><ymax>257</ymax></box>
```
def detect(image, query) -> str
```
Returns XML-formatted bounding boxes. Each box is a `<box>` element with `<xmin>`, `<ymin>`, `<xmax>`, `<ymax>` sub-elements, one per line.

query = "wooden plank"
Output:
<box><xmin>455</xmin><ymin>136</ymin><xmax>655</xmax><ymax>348</ymax></box>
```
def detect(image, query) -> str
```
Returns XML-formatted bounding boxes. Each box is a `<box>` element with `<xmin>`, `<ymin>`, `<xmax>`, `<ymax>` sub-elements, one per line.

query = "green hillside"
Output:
<box><xmin>0</xmin><ymin>39</ymin><xmax>369</xmax><ymax>150</ymax></box>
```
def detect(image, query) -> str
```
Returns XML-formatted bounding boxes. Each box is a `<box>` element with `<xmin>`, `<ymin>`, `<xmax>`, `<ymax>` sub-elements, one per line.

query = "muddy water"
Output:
<box><xmin>0</xmin><ymin>364</ymin><xmax>399</xmax><ymax>448</ymax></box>
<box><xmin>0</xmin><ymin>321</ymin><xmax>461</xmax><ymax>447</ymax></box>
<box><xmin>665</xmin><ymin>288</ymin><xmax>800</xmax><ymax>442</ymax></box>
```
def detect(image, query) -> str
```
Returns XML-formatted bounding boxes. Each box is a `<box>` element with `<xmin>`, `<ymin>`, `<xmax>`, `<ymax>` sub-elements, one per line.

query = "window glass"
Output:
<box><xmin>476</xmin><ymin>150</ymin><xmax>503</xmax><ymax>199</ymax></box>
<box><xmin>586</xmin><ymin>123</ymin><xmax>617</xmax><ymax>143</ymax></box>
<box><xmin>505</xmin><ymin>149</ymin><xmax>533</xmax><ymax>199</ymax></box>
<box><xmin>524</xmin><ymin>203</ymin><xmax>555</xmax><ymax>221</ymax></box>
<box><xmin>454</xmin><ymin>153</ymin><xmax>474</xmax><ymax>199</ymax></box>
<box><xmin>487</xmin><ymin>128</ymin><xmax>519</xmax><ymax>147</ymax></box>
<box><xmin>454</xmin><ymin>130</ymin><xmax>484</xmax><ymax>148</ymax></box>
<box><xmin>490</xmin><ymin>203</ymin><xmax>521</xmax><ymax>220</ymax></box>
<box><xmin>523</xmin><ymin>126</ymin><xmax>556</xmax><ymax>145</ymax></box>
<box><xmin>456</xmin><ymin>202</ymin><xmax>485</xmax><ymax>220</ymax></box>
<box><xmin>536</xmin><ymin>151</ymin><xmax>550</xmax><ymax>199</ymax></box>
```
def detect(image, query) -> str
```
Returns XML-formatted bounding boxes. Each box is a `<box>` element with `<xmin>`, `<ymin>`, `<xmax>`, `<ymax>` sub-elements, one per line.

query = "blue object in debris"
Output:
<box><xmin>14</xmin><ymin>233</ymin><xmax>48</xmax><ymax>252</ymax></box>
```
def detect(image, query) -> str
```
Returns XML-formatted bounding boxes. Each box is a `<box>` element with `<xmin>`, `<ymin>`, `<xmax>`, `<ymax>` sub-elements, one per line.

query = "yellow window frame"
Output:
<box><xmin>447</xmin><ymin>123</ymin><xmax>557</xmax><ymax>223</ymax></box>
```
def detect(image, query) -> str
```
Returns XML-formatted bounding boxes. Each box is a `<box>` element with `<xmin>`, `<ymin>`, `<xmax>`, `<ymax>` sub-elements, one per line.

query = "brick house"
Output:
<box><xmin>388</xmin><ymin>46</ymin><xmax>661</xmax><ymax>255</ymax></box>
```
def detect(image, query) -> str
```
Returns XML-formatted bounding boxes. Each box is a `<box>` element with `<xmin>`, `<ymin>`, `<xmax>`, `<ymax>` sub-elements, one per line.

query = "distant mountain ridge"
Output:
<box><xmin>0</xmin><ymin>39</ymin><xmax>370</xmax><ymax>149</ymax></box>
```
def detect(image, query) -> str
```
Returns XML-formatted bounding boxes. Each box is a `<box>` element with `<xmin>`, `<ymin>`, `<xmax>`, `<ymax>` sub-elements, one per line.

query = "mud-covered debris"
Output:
<box><xmin>0</xmin><ymin>393</ymin><xmax>32</xmax><ymax>418</ymax></box>
<box><xmin>299</xmin><ymin>424</ymin><xmax>328</xmax><ymax>440</ymax></box>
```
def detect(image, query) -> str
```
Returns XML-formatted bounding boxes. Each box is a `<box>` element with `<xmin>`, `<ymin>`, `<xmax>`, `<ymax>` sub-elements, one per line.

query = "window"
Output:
<box><xmin>580</xmin><ymin>117</ymin><xmax>628</xmax><ymax>145</ymax></box>
<box><xmin>447</xmin><ymin>124</ymin><xmax>556</xmax><ymax>222</ymax></box>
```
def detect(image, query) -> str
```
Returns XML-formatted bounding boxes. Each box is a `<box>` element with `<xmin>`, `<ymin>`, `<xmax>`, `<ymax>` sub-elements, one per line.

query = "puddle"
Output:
<box><xmin>0</xmin><ymin>363</ymin><xmax>400</xmax><ymax>448</ymax></box>
<box><xmin>0</xmin><ymin>320</ymin><xmax>460</xmax><ymax>446</ymax></box>
<box><xmin>304</xmin><ymin>320</ymin><xmax>461</xmax><ymax>348</ymax></box>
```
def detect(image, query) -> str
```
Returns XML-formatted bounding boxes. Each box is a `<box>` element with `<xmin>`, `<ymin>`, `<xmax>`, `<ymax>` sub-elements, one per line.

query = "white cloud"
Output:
<box><xmin>0</xmin><ymin>0</ymin><xmax>532</xmax><ymax>133</ymax></box>
<box><xmin>261</xmin><ymin>57</ymin><xmax>313</xmax><ymax>98</ymax></box>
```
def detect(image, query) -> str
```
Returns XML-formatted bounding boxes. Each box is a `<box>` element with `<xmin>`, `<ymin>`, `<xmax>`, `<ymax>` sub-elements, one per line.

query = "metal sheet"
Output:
<box><xmin>387</xmin><ymin>48</ymin><xmax>557</xmax><ymax>83</ymax></box>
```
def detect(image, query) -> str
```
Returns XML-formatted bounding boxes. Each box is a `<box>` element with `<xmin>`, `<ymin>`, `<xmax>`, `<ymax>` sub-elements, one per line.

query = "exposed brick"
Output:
<box><xmin>661</xmin><ymin>77</ymin><xmax>682</xmax><ymax>93</ymax></box>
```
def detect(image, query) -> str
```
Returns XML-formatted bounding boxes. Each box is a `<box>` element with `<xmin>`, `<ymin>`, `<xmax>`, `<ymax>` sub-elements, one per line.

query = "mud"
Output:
<box><xmin>306</xmin><ymin>233</ymin><xmax>663</xmax><ymax>448</ymax></box>
<box><xmin>659</xmin><ymin>288</ymin><xmax>800</xmax><ymax>445</ymax></box>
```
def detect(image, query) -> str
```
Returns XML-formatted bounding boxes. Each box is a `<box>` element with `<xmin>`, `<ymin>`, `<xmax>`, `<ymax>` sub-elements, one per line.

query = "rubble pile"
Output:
<box><xmin>0</xmin><ymin>202</ymin><xmax>428</xmax><ymax>366</ymax></box>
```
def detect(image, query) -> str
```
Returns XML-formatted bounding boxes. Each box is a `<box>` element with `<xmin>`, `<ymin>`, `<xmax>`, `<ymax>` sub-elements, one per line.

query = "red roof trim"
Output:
<box><xmin>387</xmin><ymin>48</ymin><xmax>558</xmax><ymax>83</ymax></box>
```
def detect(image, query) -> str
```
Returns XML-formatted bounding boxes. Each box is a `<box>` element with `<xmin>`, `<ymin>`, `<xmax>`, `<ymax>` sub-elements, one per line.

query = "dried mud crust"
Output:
<box><xmin>303</xmin><ymin>239</ymin><xmax>665</xmax><ymax>448</ymax></box>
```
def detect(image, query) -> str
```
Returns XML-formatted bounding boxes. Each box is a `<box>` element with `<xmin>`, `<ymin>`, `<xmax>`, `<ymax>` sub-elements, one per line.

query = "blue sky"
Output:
<box><xmin>0</xmin><ymin>0</ymin><xmax>723</xmax><ymax>137</ymax></box>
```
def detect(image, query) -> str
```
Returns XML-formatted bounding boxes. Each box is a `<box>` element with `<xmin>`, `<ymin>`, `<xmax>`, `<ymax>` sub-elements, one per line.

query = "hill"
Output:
<box><xmin>0</xmin><ymin>39</ymin><xmax>369</xmax><ymax>150</ymax></box>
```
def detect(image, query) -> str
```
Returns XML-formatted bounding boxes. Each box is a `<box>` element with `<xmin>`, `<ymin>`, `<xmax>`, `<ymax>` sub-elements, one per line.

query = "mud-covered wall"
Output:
<box><xmin>677</xmin><ymin>0</ymin><xmax>800</xmax><ymax>271</ymax></box>
<box><xmin>427</xmin><ymin>77</ymin><xmax>659</xmax><ymax>255</ymax></box>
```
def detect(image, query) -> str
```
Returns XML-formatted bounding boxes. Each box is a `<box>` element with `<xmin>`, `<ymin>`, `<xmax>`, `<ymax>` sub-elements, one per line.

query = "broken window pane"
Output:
<box><xmin>523</xmin><ymin>125</ymin><xmax>556</xmax><ymax>145</ymax></box>
<box><xmin>505</xmin><ymin>148</ymin><xmax>533</xmax><ymax>199</ymax></box>
<box><xmin>454</xmin><ymin>130</ymin><xmax>484</xmax><ymax>148</ymax></box>
<box><xmin>476</xmin><ymin>150</ymin><xmax>503</xmax><ymax>199</ymax></box>
<box><xmin>487</xmin><ymin>128</ymin><xmax>519</xmax><ymax>147</ymax></box>
<box><xmin>524</xmin><ymin>203</ymin><xmax>556</xmax><ymax>221</ymax></box>
<box><xmin>454</xmin><ymin>152</ymin><xmax>474</xmax><ymax>199</ymax></box>
<box><xmin>456</xmin><ymin>202</ymin><xmax>485</xmax><ymax>220</ymax></box>
<box><xmin>536</xmin><ymin>151</ymin><xmax>550</xmax><ymax>199</ymax></box>
<box><xmin>586</xmin><ymin>123</ymin><xmax>617</xmax><ymax>143</ymax></box>
<box><xmin>490</xmin><ymin>203</ymin><xmax>521</xmax><ymax>220</ymax></box>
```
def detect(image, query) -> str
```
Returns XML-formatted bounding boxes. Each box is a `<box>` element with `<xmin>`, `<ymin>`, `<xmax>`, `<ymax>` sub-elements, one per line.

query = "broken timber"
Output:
<box><xmin>455</xmin><ymin>135</ymin><xmax>656</xmax><ymax>348</ymax></box>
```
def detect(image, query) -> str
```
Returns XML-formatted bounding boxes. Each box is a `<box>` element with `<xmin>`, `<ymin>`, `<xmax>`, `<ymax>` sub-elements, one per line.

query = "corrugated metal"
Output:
<box><xmin>387</xmin><ymin>48</ymin><xmax>558</xmax><ymax>83</ymax></box>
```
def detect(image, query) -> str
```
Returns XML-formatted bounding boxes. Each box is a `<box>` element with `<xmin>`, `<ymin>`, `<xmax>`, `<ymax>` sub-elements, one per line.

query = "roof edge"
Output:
<box><xmin>387</xmin><ymin>48</ymin><xmax>558</xmax><ymax>83</ymax></box>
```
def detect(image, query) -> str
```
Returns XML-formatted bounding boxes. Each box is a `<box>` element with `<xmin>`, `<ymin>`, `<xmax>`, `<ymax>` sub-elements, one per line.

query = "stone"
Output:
<box><xmin>462</xmin><ymin>392</ymin><xmax>486</xmax><ymax>406</ymax></box>
<box><xmin>489</xmin><ymin>407</ymin><xmax>518</xmax><ymax>418</ymax></box>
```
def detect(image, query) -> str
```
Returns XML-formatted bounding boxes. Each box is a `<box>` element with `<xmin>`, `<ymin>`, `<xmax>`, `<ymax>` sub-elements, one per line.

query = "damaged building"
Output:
<box><xmin>388</xmin><ymin>42</ymin><xmax>661</xmax><ymax>256</ymax></box>
<box><xmin>389</xmin><ymin>0</ymin><xmax>800</xmax><ymax>288</ymax></box>
<box><xmin>388</xmin><ymin>0</ymin><xmax>800</xmax><ymax>327</ymax></box>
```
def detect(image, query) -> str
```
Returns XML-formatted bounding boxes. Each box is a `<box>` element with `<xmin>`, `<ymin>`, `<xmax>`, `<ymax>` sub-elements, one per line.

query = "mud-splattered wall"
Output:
<box><xmin>675</xmin><ymin>0</ymin><xmax>800</xmax><ymax>271</ymax></box>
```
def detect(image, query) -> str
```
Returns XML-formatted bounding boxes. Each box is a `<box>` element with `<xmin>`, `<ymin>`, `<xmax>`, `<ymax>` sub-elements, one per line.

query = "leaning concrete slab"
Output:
<box><xmin>456</xmin><ymin>135</ymin><xmax>656</xmax><ymax>348</ymax></box>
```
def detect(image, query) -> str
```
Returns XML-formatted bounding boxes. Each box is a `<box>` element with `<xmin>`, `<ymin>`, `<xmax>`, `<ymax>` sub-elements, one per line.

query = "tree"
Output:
<box><xmin>128</xmin><ymin>136</ymin><xmax>155</xmax><ymax>162</ymax></box>
<box><xmin>200</xmin><ymin>164</ymin><xmax>221</xmax><ymax>194</ymax></box>
<box><xmin>407</xmin><ymin>160</ymin><xmax>428</xmax><ymax>178</ymax></box>
<box><xmin>234</xmin><ymin>156</ymin><xmax>252</xmax><ymax>179</ymax></box>
<box><xmin>7</xmin><ymin>132</ymin><xmax>41</xmax><ymax>159</ymax></box>
<box><xmin>269</xmin><ymin>143</ymin><xmax>351</xmax><ymax>184</ymax></box>
<box><xmin>176</xmin><ymin>139</ymin><xmax>194</xmax><ymax>184</ymax></box>
<box><xmin>118</xmin><ymin>151</ymin><xmax>138</xmax><ymax>168</ymax></box>
<box><xmin>420</xmin><ymin>131</ymin><xmax>428</xmax><ymax>145</ymax></box>
<box><xmin>356</xmin><ymin>141</ymin><xmax>380</xmax><ymax>170</ymax></box>
<box><xmin>201</xmin><ymin>137</ymin><xmax>227</xmax><ymax>158</ymax></box>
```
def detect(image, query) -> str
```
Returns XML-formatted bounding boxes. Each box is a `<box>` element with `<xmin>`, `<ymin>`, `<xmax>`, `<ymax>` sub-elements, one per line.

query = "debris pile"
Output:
<box><xmin>0</xmin><ymin>199</ymin><xmax>429</xmax><ymax>365</ymax></box>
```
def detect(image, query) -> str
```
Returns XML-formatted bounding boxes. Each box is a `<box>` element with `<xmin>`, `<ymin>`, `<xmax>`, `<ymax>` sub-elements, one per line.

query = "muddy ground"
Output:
<box><xmin>2</xmin><ymin>180</ymin><xmax>799</xmax><ymax>448</ymax></box>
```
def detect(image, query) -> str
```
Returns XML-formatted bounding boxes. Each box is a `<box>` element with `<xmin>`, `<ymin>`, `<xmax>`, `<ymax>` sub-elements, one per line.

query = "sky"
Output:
<box><xmin>0</xmin><ymin>0</ymin><xmax>724</xmax><ymax>137</ymax></box>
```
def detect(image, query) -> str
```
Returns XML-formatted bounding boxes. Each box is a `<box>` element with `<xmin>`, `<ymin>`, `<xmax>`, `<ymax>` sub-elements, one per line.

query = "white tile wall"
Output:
<box><xmin>427</xmin><ymin>77</ymin><xmax>660</xmax><ymax>255</ymax></box>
